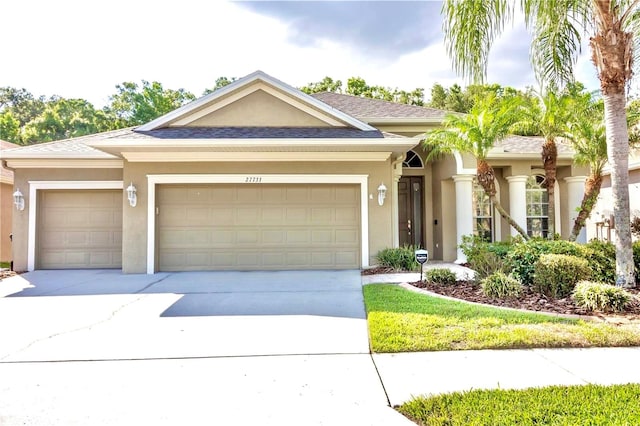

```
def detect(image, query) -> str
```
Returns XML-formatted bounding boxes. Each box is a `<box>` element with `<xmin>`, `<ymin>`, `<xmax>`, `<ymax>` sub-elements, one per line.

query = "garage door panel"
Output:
<box><xmin>37</xmin><ymin>190</ymin><xmax>122</xmax><ymax>269</ymax></box>
<box><xmin>158</xmin><ymin>184</ymin><xmax>360</xmax><ymax>271</ymax></box>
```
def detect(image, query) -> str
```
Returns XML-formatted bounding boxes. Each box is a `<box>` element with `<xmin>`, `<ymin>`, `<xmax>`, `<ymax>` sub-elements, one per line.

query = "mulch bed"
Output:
<box><xmin>0</xmin><ymin>270</ymin><xmax>16</xmax><ymax>280</ymax></box>
<box><xmin>409</xmin><ymin>279</ymin><xmax>640</xmax><ymax>321</ymax></box>
<box><xmin>361</xmin><ymin>266</ymin><xmax>400</xmax><ymax>275</ymax></box>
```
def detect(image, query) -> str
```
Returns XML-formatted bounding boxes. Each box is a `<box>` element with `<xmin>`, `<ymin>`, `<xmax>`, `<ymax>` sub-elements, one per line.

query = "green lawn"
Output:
<box><xmin>364</xmin><ymin>284</ymin><xmax>640</xmax><ymax>352</ymax></box>
<box><xmin>0</xmin><ymin>262</ymin><xmax>10</xmax><ymax>269</ymax></box>
<box><xmin>398</xmin><ymin>384</ymin><xmax>640</xmax><ymax>425</ymax></box>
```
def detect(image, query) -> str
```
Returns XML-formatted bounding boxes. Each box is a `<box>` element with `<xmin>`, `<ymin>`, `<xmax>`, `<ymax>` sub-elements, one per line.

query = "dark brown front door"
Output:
<box><xmin>398</xmin><ymin>176</ymin><xmax>424</xmax><ymax>248</ymax></box>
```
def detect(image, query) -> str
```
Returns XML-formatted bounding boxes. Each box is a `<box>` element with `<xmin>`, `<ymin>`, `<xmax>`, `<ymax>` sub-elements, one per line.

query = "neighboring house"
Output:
<box><xmin>587</xmin><ymin>150</ymin><xmax>640</xmax><ymax>241</ymax></box>
<box><xmin>0</xmin><ymin>140</ymin><xmax>19</xmax><ymax>264</ymax></box>
<box><xmin>0</xmin><ymin>71</ymin><xmax>589</xmax><ymax>274</ymax></box>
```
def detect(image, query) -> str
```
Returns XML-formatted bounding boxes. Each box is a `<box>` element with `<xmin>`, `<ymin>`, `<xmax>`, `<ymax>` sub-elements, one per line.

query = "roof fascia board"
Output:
<box><xmin>122</xmin><ymin>151</ymin><xmax>392</xmax><ymax>162</ymax></box>
<box><xmin>364</xmin><ymin>117</ymin><xmax>444</xmax><ymax>125</ymax></box>
<box><xmin>6</xmin><ymin>159</ymin><xmax>124</xmax><ymax>168</ymax></box>
<box><xmin>137</xmin><ymin>70</ymin><xmax>376</xmax><ymax>132</ymax></box>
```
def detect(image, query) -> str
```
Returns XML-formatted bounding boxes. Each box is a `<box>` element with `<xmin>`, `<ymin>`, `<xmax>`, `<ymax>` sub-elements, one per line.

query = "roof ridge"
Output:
<box><xmin>312</xmin><ymin>91</ymin><xmax>450</xmax><ymax>113</ymax></box>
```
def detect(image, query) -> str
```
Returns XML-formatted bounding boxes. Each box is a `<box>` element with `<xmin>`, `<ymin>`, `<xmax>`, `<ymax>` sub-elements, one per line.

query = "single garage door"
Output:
<box><xmin>37</xmin><ymin>190</ymin><xmax>122</xmax><ymax>269</ymax></box>
<box><xmin>157</xmin><ymin>184</ymin><xmax>360</xmax><ymax>271</ymax></box>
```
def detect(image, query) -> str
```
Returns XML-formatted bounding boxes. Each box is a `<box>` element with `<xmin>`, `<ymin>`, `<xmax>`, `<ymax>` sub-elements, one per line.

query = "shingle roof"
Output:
<box><xmin>1</xmin><ymin>140</ymin><xmax>20</xmax><ymax>181</ymax></box>
<box><xmin>129</xmin><ymin>127</ymin><xmax>385</xmax><ymax>139</ymax></box>
<box><xmin>493</xmin><ymin>135</ymin><xmax>575</xmax><ymax>155</ymax></box>
<box><xmin>0</xmin><ymin>129</ymin><xmax>130</xmax><ymax>158</ymax></box>
<box><xmin>311</xmin><ymin>92</ymin><xmax>447</xmax><ymax>120</ymax></box>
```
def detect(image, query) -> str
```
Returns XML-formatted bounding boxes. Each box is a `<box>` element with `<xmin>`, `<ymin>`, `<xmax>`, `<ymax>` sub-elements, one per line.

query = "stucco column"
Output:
<box><xmin>452</xmin><ymin>174</ymin><xmax>474</xmax><ymax>263</ymax></box>
<box><xmin>565</xmin><ymin>176</ymin><xmax>588</xmax><ymax>243</ymax></box>
<box><xmin>391</xmin><ymin>154</ymin><xmax>405</xmax><ymax>247</ymax></box>
<box><xmin>506</xmin><ymin>175</ymin><xmax>528</xmax><ymax>238</ymax></box>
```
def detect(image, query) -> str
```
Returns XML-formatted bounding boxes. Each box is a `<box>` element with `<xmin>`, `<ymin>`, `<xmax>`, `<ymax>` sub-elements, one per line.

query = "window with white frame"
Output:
<box><xmin>526</xmin><ymin>175</ymin><xmax>549</xmax><ymax>238</ymax></box>
<box><xmin>473</xmin><ymin>180</ymin><xmax>493</xmax><ymax>241</ymax></box>
<box><xmin>403</xmin><ymin>150</ymin><xmax>424</xmax><ymax>168</ymax></box>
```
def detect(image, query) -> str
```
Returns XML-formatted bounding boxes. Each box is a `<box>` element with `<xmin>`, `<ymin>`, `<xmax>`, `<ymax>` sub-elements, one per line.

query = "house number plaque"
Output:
<box><xmin>244</xmin><ymin>177</ymin><xmax>262</xmax><ymax>183</ymax></box>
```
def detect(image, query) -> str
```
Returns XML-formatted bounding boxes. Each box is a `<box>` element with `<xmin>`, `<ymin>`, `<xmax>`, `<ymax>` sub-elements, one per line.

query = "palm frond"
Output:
<box><xmin>442</xmin><ymin>0</ymin><xmax>513</xmax><ymax>83</ymax></box>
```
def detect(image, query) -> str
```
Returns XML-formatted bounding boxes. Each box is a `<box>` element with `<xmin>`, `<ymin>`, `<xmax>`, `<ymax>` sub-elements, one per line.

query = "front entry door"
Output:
<box><xmin>398</xmin><ymin>176</ymin><xmax>424</xmax><ymax>248</ymax></box>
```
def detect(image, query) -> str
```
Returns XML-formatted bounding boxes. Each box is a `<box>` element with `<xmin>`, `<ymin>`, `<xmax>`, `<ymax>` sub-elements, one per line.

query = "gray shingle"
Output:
<box><xmin>311</xmin><ymin>92</ymin><xmax>447</xmax><ymax>120</ymax></box>
<box><xmin>130</xmin><ymin>127</ymin><xmax>386</xmax><ymax>139</ymax></box>
<box><xmin>495</xmin><ymin>135</ymin><xmax>575</xmax><ymax>155</ymax></box>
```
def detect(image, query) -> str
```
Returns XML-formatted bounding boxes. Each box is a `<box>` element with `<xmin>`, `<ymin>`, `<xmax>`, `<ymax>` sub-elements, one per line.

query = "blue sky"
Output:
<box><xmin>2</xmin><ymin>0</ymin><xmax>601</xmax><ymax>108</ymax></box>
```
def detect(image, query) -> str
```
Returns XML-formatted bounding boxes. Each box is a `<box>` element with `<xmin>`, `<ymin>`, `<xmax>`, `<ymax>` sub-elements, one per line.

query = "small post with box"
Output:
<box><xmin>415</xmin><ymin>249</ymin><xmax>429</xmax><ymax>281</ymax></box>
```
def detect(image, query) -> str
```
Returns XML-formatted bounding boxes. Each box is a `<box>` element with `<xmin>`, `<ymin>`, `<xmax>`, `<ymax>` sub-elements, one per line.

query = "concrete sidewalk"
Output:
<box><xmin>374</xmin><ymin>347</ymin><xmax>640</xmax><ymax>406</ymax></box>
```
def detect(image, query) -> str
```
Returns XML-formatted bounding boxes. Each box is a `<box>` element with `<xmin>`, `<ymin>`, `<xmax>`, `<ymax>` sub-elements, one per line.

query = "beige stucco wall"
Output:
<box><xmin>186</xmin><ymin>90</ymin><xmax>332</xmax><ymax>127</ymax></box>
<box><xmin>122</xmin><ymin>160</ymin><xmax>395</xmax><ymax>273</ymax></box>
<box><xmin>1</xmin><ymin>182</ymin><xmax>12</xmax><ymax>262</ymax></box>
<box><xmin>430</xmin><ymin>155</ymin><xmax>457</xmax><ymax>261</ymax></box>
<box><xmin>11</xmin><ymin>168</ymin><xmax>123</xmax><ymax>272</ymax></box>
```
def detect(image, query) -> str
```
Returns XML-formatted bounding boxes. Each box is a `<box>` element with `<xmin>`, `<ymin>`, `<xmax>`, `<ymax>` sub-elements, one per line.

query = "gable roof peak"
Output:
<box><xmin>137</xmin><ymin>70</ymin><xmax>376</xmax><ymax>132</ymax></box>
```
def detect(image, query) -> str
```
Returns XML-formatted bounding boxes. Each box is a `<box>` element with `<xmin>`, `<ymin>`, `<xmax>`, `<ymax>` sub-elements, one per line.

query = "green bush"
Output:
<box><xmin>572</xmin><ymin>281</ymin><xmax>633</xmax><ymax>312</ymax></box>
<box><xmin>533</xmin><ymin>254</ymin><xmax>591</xmax><ymax>298</ymax></box>
<box><xmin>460</xmin><ymin>235</ymin><xmax>514</xmax><ymax>280</ymax></box>
<box><xmin>376</xmin><ymin>245</ymin><xmax>419</xmax><ymax>271</ymax></box>
<box><xmin>506</xmin><ymin>239</ymin><xmax>587</xmax><ymax>286</ymax></box>
<box><xmin>583</xmin><ymin>240</ymin><xmax>616</xmax><ymax>284</ymax></box>
<box><xmin>480</xmin><ymin>272</ymin><xmax>523</xmax><ymax>298</ymax></box>
<box><xmin>425</xmin><ymin>268</ymin><xmax>457</xmax><ymax>285</ymax></box>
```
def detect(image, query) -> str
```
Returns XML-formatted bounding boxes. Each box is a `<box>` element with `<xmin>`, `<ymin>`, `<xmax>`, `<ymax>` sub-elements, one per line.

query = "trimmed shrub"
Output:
<box><xmin>376</xmin><ymin>245</ymin><xmax>419</xmax><ymax>271</ymax></box>
<box><xmin>506</xmin><ymin>239</ymin><xmax>587</xmax><ymax>286</ymax></box>
<box><xmin>572</xmin><ymin>280</ymin><xmax>632</xmax><ymax>312</ymax></box>
<box><xmin>425</xmin><ymin>268</ymin><xmax>457</xmax><ymax>285</ymax></box>
<box><xmin>480</xmin><ymin>272</ymin><xmax>523</xmax><ymax>298</ymax></box>
<box><xmin>583</xmin><ymin>240</ymin><xmax>616</xmax><ymax>285</ymax></box>
<box><xmin>533</xmin><ymin>254</ymin><xmax>591</xmax><ymax>298</ymax></box>
<box><xmin>460</xmin><ymin>235</ymin><xmax>514</xmax><ymax>280</ymax></box>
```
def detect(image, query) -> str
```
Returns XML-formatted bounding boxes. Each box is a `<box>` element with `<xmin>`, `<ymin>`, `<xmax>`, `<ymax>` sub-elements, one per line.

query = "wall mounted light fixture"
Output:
<box><xmin>126</xmin><ymin>183</ymin><xmax>137</xmax><ymax>207</ymax></box>
<box><xmin>13</xmin><ymin>189</ymin><xmax>24</xmax><ymax>211</ymax></box>
<box><xmin>377</xmin><ymin>183</ymin><xmax>387</xmax><ymax>206</ymax></box>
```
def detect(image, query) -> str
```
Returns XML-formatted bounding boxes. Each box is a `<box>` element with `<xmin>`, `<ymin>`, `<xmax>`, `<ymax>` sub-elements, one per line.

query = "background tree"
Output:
<box><xmin>424</xmin><ymin>95</ymin><xmax>530</xmax><ymax>239</ymax></box>
<box><xmin>0</xmin><ymin>111</ymin><xmax>21</xmax><ymax>144</ymax></box>
<box><xmin>21</xmin><ymin>98</ymin><xmax>111</xmax><ymax>143</ymax></box>
<box><xmin>0</xmin><ymin>87</ymin><xmax>45</xmax><ymax>128</ymax></box>
<box><xmin>442</xmin><ymin>0</ymin><xmax>639</xmax><ymax>287</ymax></box>
<box><xmin>203</xmin><ymin>77</ymin><xmax>237</xmax><ymax>95</ymax></box>
<box><xmin>105</xmin><ymin>81</ymin><xmax>196</xmax><ymax>127</ymax></box>
<box><xmin>300</xmin><ymin>77</ymin><xmax>343</xmax><ymax>94</ymax></box>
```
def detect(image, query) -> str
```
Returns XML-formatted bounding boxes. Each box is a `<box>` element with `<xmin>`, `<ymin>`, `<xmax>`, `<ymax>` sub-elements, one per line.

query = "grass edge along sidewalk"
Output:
<box><xmin>398</xmin><ymin>383</ymin><xmax>640</xmax><ymax>425</ymax></box>
<box><xmin>363</xmin><ymin>284</ymin><xmax>640</xmax><ymax>352</ymax></box>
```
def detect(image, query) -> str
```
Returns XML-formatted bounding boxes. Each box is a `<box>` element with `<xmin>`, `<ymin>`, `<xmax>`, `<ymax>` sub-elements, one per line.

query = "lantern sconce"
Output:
<box><xmin>13</xmin><ymin>189</ymin><xmax>24</xmax><ymax>211</ymax></box>
<box><xmin>377</xmin><ymin>183</ymin><xmax>387</xmax><ymax>206</ymax></box>
<box><xmin>126</xmin><ymin>183</ymin><xmax>137</xmax><ymax>207</ymax></box>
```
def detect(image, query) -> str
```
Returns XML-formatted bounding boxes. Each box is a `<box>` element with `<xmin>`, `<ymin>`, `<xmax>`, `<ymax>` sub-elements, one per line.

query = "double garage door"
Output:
<box><xmin>157</xmin><ymin>184</ymin><xmax>361</xmax><ymax>271</ymax></box>
<box><xmin>35</xmin><ymin>184</ymin><xmax>360</xmax><ymax>271</ymax></box>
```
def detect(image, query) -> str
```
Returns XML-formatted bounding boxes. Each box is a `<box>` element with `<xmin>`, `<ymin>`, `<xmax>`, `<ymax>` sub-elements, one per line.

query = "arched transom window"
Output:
<box><xmin>526</xmin><ymin>175</ymin><xmax>549</xmax><ymax>238</ymax></box>
<box><xmin>403</xmin><ymin>150</ymin><xmax>424</xmax><ymax>168</ymax></box>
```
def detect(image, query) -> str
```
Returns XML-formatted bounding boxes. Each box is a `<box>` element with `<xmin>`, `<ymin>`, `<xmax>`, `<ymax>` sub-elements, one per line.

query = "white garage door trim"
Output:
<box><xmin>147</xmin><ymin>174</ymin><xmax>369</xmax><ymax>274</ymax></box>
<box><xmin>27</xmin><ymin>181</ymin><xmax>124</xmax><ymax>271</ymax></box>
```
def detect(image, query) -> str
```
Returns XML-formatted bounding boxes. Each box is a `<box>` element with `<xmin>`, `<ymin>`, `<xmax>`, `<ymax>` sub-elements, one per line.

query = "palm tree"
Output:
<box><xmin>512</xmin><ymin>88</ymin><xmax>572</xmax><ymax>238</ymax></box>
<box><xmin>564</xmin><ymin>98</ymin><xmax>608</xmax><ymax>241</ymax></box>
<box><xmin>424</xmin><ymin>96</ymin><xmax>530</xmax><ymax>239</ymax></box>
<box><xmin>443</xmin><ymin>0</ymin><xmax>637</xmax><ymax>287</ymax></box>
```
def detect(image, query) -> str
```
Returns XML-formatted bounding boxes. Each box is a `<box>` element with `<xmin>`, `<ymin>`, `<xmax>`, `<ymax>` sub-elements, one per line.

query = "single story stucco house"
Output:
<box><xmin>0</xmin><ymin>71</ymin><xmax>590</xmax><ymax>274</ymax></box>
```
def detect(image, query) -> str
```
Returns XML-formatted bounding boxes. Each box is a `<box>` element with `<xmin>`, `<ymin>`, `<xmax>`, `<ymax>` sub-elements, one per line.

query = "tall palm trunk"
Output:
<box><xmin>591</xmin><ymin>4</ymin><xmax>635</xmax><ymax>287</ymax></box>
<box><xmin>569</xmin><ymin>174</ymin><xmax>603</xmax><ymax>242</ymax></box>
<box><xmin>477</xmin><ymin>159</ymin><xmax>529</xmax><ymax>240</ymax></box>
<box><xmin>541</xmin><ymin>138</ymin><xmax>557</xmax><ymax>238</ymax></box>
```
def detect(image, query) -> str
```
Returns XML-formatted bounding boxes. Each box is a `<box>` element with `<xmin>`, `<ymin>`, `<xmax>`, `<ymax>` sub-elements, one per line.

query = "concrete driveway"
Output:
<box><xmin>0</xmin><ymin>270</ymin><xmax>415</xmax><ymax>425</ymax></box>
<box><xmin>0</xmin><ymin>269</ymin><xmax>370</xmax><ymax>362</ymax></box>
